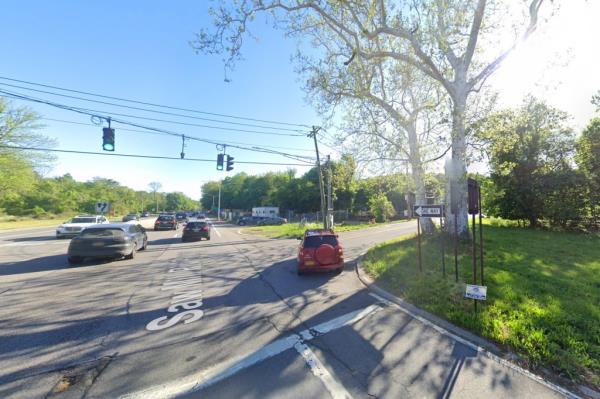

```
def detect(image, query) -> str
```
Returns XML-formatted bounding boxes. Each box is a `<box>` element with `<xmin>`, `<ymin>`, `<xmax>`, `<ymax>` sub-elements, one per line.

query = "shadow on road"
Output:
<box><xmin>5</xmin><ymin>235</ymin><xmax>58</xmax><ymax>243</ymax></box>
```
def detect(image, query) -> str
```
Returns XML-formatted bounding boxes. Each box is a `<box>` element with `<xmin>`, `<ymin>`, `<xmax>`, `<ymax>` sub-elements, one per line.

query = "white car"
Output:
<box><xmin>56</xmin><ymin>215</ymin><xmax>110</xmax><ymax>239</ymax></box>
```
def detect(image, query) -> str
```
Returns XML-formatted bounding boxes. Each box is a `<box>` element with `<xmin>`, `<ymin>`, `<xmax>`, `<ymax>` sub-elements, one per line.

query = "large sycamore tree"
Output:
<box><xmin>195</xmin><ymin>0</ymin><xmax>549</xmax><ymax>235</ymax></box>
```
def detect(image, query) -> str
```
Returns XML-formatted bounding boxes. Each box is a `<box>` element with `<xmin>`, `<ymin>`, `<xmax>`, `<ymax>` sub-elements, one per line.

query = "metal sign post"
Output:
<box><xmin>468</xmin><ymin>178</ymin><xmax>480</xmax><ymax>312</ymax></box>
<box><xmin>413</xmin><ymin>204</ymin><xmax>445</xmax><ymax>276</ymax></box>
<box><xmin>450</xmin><ymin>183</ymin><xmax>459</xmax><ymax>283</ymax></box>
<box><xmin>441</xmin><ymin>214</ymin><xmax>446</xmax><ymax>278</ymax></box>
<box><xmin>416</xmin><ymin>217</ymin><xmax>422</xmax><ymax>273</ymax></box>
<box><xmin>479</xmin><ymin>186</ymin><xmax>484</xmax><ymax>286</ymax></box>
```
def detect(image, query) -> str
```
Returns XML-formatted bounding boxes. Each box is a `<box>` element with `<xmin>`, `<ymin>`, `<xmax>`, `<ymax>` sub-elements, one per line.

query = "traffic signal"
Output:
<box><xmin>226</xmin><ymin>155</ymin><xmax>234</xmax><ymax>171</ymax></box>
<box><xmin>216</xmin><ymin>153</ymin><xmax>224</xmax><ymax>170</ymax></box>
<box><xmin>102</xmin><ymin>128</ymin><xmax>115</xmax><ymax>151</ymax></box>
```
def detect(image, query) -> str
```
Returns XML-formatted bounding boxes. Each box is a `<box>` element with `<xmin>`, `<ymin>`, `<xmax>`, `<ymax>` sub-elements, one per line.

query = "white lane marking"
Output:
<box><xmin>120</xmin><ymin>304</ymin><xmax>382</xmax><ymax>399</ymax></box>
<box><xmin>212</xmin><ymin>225</ymin><xmax>221</xmax><ymax>238</ymax></box>
<box><xmin>367</xmin><ymin>293</ymin><xmax>581</xmax><ymax>399</ymax></box>
<box><xmin>294</xmin><ymin>341</ymin><xmax>353</xmax><ymax>399</ymax></box>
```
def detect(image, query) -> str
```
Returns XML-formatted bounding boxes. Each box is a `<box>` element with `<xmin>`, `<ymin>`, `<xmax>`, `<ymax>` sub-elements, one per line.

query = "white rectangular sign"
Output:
<box><xmin>95</xmin><ymin>202</ymin><xmax>111</xmax><ymax>214</ymax></box>
<box><xmin>465</xmin><ymin>284</ymin><xmax>487</xmax><ymax>301</ymax></box>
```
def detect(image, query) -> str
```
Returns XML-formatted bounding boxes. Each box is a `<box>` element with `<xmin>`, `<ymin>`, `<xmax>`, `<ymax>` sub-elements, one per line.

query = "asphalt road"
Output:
<box><xmin>0</xmin><ymin>220</ymin><xmax>568</xmax><ymax>398</ymax></box>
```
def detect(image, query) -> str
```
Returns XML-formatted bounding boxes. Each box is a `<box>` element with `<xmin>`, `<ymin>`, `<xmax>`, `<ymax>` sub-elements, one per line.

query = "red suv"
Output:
<box><xmin>297</xmin><ymin>229</ymin><xmax>344</xmax><ymax>275</ymax></box>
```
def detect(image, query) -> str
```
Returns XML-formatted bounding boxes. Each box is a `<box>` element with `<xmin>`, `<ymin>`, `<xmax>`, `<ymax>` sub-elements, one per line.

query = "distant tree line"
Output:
<box><xmin>201</xmin><ymin>154</ymin><xmax>445</xmax><ymax>222</ymax></box>
<box><xmin>0</xmin><ymin>173</ymin><xmax>198</xmax><ymax>218</ymax></box>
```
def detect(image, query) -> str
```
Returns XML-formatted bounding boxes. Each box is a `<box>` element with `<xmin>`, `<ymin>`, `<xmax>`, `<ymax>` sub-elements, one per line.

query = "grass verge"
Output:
<box><xmin>0</xmin><ymin>215</ymin><xmax>72</xmax><ymax>230</ymax></box>
<box><xmin>362</xmin><ymin>225</ymin><xmax>600</xmax><ymax>389</ymax></box>
<box><xmin>245</xmin><ymin>220</ymin><xmax>405</xmax><ymax>238</ymax></box>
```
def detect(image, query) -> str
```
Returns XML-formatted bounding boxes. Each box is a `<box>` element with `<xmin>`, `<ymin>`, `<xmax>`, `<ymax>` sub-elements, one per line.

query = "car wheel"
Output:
<box><xmin>126</xmin><ymin>247</ymin><xmax>136</xmax><ymax>260</ymax></box>
<box><xmin>334</xmin><ymin>267</ymin><xmax>343</xmax><ymax>275</ymax></box>
<box><xmin>68</xmin><ymin>256</ymin><xmax>83</xmax><ymax>265</ymax></box>
<box><xmin>206</xmin><ymin>236</ymin><xmax>210</xmax><ymax>241</ymax></box>
<box><xmin>154</xmin><ymin>228</ymin><xmax>158</xmax><ymax>231</ymax></box>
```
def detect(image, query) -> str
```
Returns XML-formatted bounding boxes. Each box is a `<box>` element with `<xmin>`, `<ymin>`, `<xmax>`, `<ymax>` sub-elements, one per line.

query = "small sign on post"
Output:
<box><xmin>413</xmin><ymin>204</ymin><xmax>446</xmax><ymax>275</ymax></box>
<box><xmin>413</xmin><ymin>204</ymin><xmax>444</xmax><ymax>218</ymax></box>
<box><xmin>465</xmin><ymin>284</ymin><xmax>487</xmax><ymax>301</ymax></box>
<box><xmin>95</xmin><ymin>202</ymin><xmax>111</xmax><ymax>214</ymax></box>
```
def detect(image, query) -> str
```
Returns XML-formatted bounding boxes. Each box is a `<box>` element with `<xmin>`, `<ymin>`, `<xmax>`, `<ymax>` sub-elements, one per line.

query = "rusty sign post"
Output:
<box><xmin>413</xmin><ymin>204</ymin><xmax>445</xmax><ymax>276</ymax></box>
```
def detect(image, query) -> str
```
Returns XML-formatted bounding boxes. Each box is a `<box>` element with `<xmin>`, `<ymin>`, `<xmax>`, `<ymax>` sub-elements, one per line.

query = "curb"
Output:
<box><xmin>354</xmin><ymin>254</ymin><xmax>588</xmax><ymax>399</ymax></box>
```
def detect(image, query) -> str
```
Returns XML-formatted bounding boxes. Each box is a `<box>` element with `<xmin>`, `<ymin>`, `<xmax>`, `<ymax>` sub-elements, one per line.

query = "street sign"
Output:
<box><xmin>413</xmin><ymin>204</ymin><xmax>444</xmax><ymax>218</ymax></box>
<box><xmin>95</xmin><ymin>202</ymin><xmax>111</xmax><ymax>214</ymax></box>
<box><xmin>465</xmin><ymin>284</ymin><xmax>487</xmax><ymax>301</ymax></box>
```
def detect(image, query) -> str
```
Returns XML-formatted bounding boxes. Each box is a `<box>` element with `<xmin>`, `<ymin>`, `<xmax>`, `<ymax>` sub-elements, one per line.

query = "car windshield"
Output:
<box><xmin>70</xmin><ymin>217</ymin><xmax>96</xmax><ymax>223</ymax></box>
<box><xmin>303</xmin><ymin>235</ymin><xmax>338</xmax><ymax>248</ymax></box>
<box><xmin>158</xmin><ymin>216</ymin><xmax>174</xmax><ymax>221</ymax></box>
<box><xmin>80</xmin><ymin>228</ymin><xmax>125</xmax><ymax>237</ymax></box>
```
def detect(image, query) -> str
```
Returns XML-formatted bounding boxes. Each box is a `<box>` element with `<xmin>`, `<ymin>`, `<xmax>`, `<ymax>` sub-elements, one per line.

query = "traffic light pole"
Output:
<box><xmin>309</xmin><ymin>126</ymin><xmax>327</xmax><ymax>229</ymax></box>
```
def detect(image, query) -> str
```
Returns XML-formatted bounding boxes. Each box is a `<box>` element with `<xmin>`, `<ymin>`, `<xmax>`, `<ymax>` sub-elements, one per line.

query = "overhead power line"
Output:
<box><xmin>0</xmin><ymin>145</ymin><xmax>313</xmax><ymax>166</ymax></box>
<box><xmin>0</xmin><ymin>91</ymin><xmax>315</xmax><ymax>163</ymax></box>
<box><xmin>0</xmin><ymin>75</ymin><xmax>311</xmax><ymax>128</ymax></box>
<box><xmin>40</xmin><ymin>117</ymin><xmax>316</xmax><ymax>152</ymax></box>
<box><xmin>0</xmin><ymin>81</ymin><xmax>305</xmax><ymax>132</ymax></box>
<box><xmin>0</xmin><ymin>89</ymin><xmax>305</xmax><ymax>137</ymax></box>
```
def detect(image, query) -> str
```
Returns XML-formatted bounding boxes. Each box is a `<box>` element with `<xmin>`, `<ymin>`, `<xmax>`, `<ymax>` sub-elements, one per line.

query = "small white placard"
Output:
<box><xmin>465</xmin><ymin>284</ymin><xmax>487</xmax><ymax>301</ymax></box>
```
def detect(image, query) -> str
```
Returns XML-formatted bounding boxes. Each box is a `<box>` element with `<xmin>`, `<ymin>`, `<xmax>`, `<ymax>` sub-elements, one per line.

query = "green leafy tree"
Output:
<box><xmin>478</xmin><ymin>97</ymin><xmax>576</xmax><ymax>227</ymax></box>
<box><xmin>369</xmin><ymin>193</ymin><xmax>395</xmax><ymax>223</ymax></box>
<box><xmin>575</xmin><ymin>117</ymin><xmax>600</xmax><ymax>225</ymax></box>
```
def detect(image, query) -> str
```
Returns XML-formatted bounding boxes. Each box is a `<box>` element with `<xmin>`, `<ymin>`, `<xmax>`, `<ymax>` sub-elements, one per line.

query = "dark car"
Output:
<box><xmin>67</xmin><ymin>223</ymin><xmax>147</xmax><ymax>265</ymax></box>
<box><xmin>141</xmin><ymin>211</ymin><xmax>150</xmax><ymax>217</ymax></box>
<box><xmin>297</xmin><ymin>229</ymin><xmax>344</xmax><ymax>275</ymax></box>
<box><xmin>257</xmin><ymin>216</ymin><xmax>288</xmax><ymax>226</ymax></box>
<box><xmin>182</xmin><ymin>221</ymin><xmax>211</xmax><ymax>242</ymax></box>
<box><xmin>175</xmin><ymin>212</ymin><xmax>188</xmax><ymax>223</ymax></box>
<box><xmin>122</xmin><ymin>213</ymin><xmax>139</xmax><ymax>222</ymax></box>
<box><xmin>237</xmin><ymin>216</ymin><xmax>266</xmax><ymax>226</ymax></box>
<box><xmin>154</xmin><ymin>215</ymin><xmax>179</xmax><ymax>231</ymax></box>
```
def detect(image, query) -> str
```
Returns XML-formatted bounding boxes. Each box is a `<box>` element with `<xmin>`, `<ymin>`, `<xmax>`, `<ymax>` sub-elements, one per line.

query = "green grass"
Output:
<box><xmin>362</xmin><ymin>225</ymin><xmax>600</xmax><ymax>388</ymax></box>
<box><xmin>244</xmin><ymin>220</ymin><xmax>404</xmax><ymax>238</ymax></box>
<box><xmin>0</xmin><ymin>215</ymin><xmax>74</xmax><ymax>230</ymax></box>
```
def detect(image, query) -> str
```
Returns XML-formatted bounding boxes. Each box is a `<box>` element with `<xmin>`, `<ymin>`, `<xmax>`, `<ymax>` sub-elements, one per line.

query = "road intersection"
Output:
<box><xmin>0</xmin><ymin>220</ymin><xmax>571</xmax><ymax>398</ymax></box>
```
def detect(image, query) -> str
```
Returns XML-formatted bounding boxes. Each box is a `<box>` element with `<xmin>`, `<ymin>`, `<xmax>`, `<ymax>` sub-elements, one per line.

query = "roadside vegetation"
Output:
<box><xmin>362</xmin><ymin>224</ymin><xmax>600</xmax><ymax>388</ymax></box>
<box><xmin>0</xmin><ymin>214</ymin><xmax>73</xmax><ymax>230</ymax></box>
<box><xmin>245</xmin><ymin>220</ymin><xmax>404</xmax><ymax>238</ymax></box>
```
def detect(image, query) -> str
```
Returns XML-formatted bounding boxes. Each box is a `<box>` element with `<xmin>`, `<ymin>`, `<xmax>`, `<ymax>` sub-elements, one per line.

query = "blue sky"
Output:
<box><xmin>2</xmin><ymin>1</ymin><xmax>599</xmax><ymax>199</ymax></box>
<box><xmin>0</xmin><ymin>1</ymin><xmax>323</xmax><ymax>199</ymax></box>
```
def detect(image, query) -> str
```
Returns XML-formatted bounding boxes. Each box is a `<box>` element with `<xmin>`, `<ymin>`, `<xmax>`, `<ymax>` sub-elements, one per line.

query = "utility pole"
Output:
<box><xmin>326</xmin><ymin>155</ymin><xmax>333</xmax><ymax>229</ymax></box>
<box><xmin>217</xmin><ymin>180</ymin><xmax>222</xmax><ymax>221</ymax></box>
<box><xmin>309</xmin><ymin>126</ymin><xmax>327</xmax><ymax>229</ymax></box>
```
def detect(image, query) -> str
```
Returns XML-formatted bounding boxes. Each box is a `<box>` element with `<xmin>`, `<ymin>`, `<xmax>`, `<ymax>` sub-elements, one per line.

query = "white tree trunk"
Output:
<box><xmin>447</xmin><ymin>93</ymin><xmax>469</xmax><ymax>237</ymax></box>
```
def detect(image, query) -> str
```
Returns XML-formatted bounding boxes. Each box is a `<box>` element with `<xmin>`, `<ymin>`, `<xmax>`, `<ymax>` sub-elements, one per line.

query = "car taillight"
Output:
<box><xmin>202</xmin><ymin>227</ymin><xmax>209</xmax><ymax>231</ymax></box>
<box><xmin>338</xmin><ymin>248</ymin><xmax>343</xmax><ymax>255</ymax></box>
